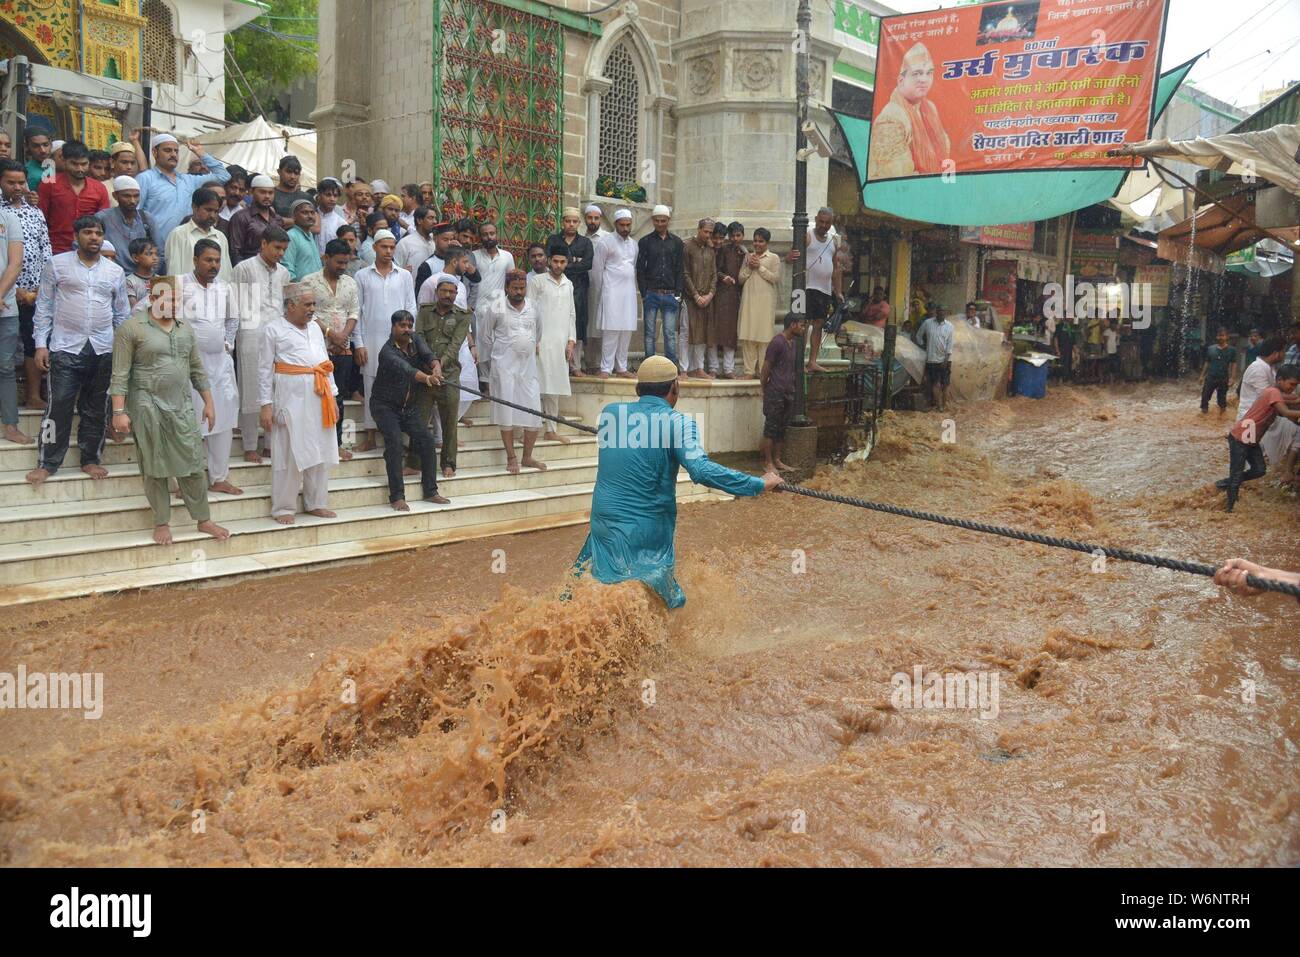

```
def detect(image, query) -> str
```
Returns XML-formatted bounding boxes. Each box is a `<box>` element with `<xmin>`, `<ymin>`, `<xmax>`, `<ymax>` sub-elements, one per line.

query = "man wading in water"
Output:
<box><xmin>573</xmin><ymin>354</ymin><xmax>783</xmax><ymax>608</ymax></box>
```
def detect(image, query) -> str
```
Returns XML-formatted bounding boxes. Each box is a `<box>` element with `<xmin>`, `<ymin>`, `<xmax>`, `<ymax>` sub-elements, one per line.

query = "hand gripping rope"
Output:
<box><xmin>446</xmin><ymin>382</ymin><xmax>1300</xmax><ymax>599</ymax></box>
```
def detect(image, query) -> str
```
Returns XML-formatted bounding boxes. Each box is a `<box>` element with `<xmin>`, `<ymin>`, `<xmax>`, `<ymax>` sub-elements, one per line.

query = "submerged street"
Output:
<box><xmin>1</xmin><ymin>378</ymin><xmax>1296</xmax><ymax>866</ymax></box>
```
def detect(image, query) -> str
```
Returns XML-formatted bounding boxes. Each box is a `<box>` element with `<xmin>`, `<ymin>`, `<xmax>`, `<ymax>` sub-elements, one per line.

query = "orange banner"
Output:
<box><xmin>866</xmin><ymin>0</ymin><xmax>1167</xmax><ymax>182</ymax></box>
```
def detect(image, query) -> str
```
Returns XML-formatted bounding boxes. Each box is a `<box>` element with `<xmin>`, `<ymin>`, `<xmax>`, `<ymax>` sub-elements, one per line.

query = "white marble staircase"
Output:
<box><xmin>0</xmin><ymin>398</ymin><xmax>732</xmax><ymax>605</ymax></box>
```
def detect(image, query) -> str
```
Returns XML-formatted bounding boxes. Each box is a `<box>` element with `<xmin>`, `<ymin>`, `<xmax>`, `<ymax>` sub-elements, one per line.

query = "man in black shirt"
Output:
<box><xmin>636</xmin><ymin>205</ymin><xmax>685</xmax><ymax>368</ymax></box>
<box><xmin>548</xmin><ymin>206</ymin><xmax>594</xmax><ymax>373</ymax></box>
<box><xmin>271</xmin><ymin>155</ymin><xmax>312</xmax><ymax>227</ymax></box>
<box><xmin>370</xmin><ymin>309</ymin><xmax>450</xmax><ymax>510</ymax></box>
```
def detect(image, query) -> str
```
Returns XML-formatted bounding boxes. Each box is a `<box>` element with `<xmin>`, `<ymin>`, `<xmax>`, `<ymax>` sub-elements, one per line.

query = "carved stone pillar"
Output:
<box><xmin>672</xmin><ymin>0</ymin><xmax>839</xmax><ymax>241</ymax></box>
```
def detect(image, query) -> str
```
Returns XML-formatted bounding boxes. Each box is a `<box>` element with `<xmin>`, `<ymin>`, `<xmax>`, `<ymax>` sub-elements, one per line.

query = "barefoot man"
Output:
<box><xmin>109</xmin><ymin>276</ymin><xmax>229</xmax><ymax>545</ymax></box>
<box><xmin>231</xmin><ymin>225</ymin><xmax>289</xmax><ymax>464</ymax></box>
<box><xmin>181</xmin><ymin>238</ymin><xmax>242</xmax><ymax>495</ymax></box>
<box><xmin>27</xmin><ymin>216</ymin><xmax>130</xmax><ymax>486</ymax></box>
<box><xmin>480</xmin><ymin>269</ymin><xmax>545</xmax><ymax>474</ymax></box>
<box><xmin>574</xmin><ymin>355</ymin><xmax>784</xmax><ymax>608</ymax></box>
<box><xmin>258</xmin><ymin>283</ymin><xmax>339</xmax><ymax>524</ymax></box>
<box><xmin>528</xmin><ymin>241</ymin><xmax>577</xmax><ymax>444</ymax></box>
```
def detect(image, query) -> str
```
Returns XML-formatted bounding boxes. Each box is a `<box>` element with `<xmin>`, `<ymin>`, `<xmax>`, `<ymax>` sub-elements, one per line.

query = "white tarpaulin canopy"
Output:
<box><xmin>1108</xmin><ymin>165</ymin><xmax>1186</xmax><ymax>222</ymax></box>
<box><xmin>179</xmin><ymin>116</ymin><xmax>318</xmax><ymax>188</ymax></box>
<box><xmin>1120</xmin><ymin>122</ymin><xmax>1300</xmax><ymax>197</ymax></box>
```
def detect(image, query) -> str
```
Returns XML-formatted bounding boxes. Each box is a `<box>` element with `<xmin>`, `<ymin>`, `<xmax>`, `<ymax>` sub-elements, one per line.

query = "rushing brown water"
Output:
<box><xmin>1</xmin><ymin>379</ymin><xmax>1297</xmax><ymax>866</ymax></box>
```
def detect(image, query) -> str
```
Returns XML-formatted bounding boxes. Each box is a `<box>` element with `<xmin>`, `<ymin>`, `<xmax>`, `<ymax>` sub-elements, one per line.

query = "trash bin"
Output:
<box><xmin>1013</xmin><ymin>358</ymin><xmax>1049</xmax><ymax>398</ymax></box>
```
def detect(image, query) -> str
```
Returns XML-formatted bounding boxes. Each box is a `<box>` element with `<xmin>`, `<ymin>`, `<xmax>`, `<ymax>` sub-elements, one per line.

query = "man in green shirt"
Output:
<box><xmin>282</xmin><ymin>198</ymin><xmax>320</xmax><ymax>281</ymax></box>
<box><xmin>1200</xmin><ymin>326</ymin><xmax>1238</xmax><ymax>415</ymax></box>
<box><xmin>415</xmin><ymin>274</ymin><xmax>472</xmax><ymax>477</ymax></box>
<box><xmin>23</xmin><ymin>129</ymin><xmax>53</xmax><ymax>192</ymax></box>
<box><xmin>110</xmin><ymin>276</ymin><xmax>230</xmax><ymax>546</ymax></box>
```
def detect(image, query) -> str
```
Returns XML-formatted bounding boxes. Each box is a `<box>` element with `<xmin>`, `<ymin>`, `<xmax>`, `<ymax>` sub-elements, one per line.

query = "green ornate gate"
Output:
<box><xmin>432</xmin><ymin>0</ymin><xmax>565</xmax><ymax>261</ymax></box>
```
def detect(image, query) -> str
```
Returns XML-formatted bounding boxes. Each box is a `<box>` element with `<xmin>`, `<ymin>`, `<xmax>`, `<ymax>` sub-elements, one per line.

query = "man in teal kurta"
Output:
<box><xmin>110</xmin><ymin>276</ymin><xmax>231</xmax><ymax>546</ymax></box>
<box><xmin>574</xmin><ymin>355</ymin><xmax>782</xmax><ymax>608</ymax></box>
<box><xmin>283</xmin><ymin>198</ymin><xmax>321</xmax><ymax>281</ymax></box>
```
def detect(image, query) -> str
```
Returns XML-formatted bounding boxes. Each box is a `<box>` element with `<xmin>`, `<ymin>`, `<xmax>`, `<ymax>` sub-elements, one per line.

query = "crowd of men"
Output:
<box><xmin>0</xmin><ymin>126</ymin><xmax>831</xmax><ymax>543</ymax></box>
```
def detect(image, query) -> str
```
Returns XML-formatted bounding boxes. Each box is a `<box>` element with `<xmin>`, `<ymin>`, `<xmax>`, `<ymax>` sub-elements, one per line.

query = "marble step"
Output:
<box><xmin>0</xmin><ymin>457</ymin><xmax>602</xmax><ymax>543</ymax></box>
<box><xmin>0</xmin><ymin>412</ymin><xmax>590</xmax><ymax>471</ymax></box>
<box><xmin>0</xmin><ymin>435</ymin><xmax>599</xmax><ymax>506</ymax></box>
<box><xmin>0</xmin><ymin>473</ymin><xmax>725</xmax><ymax>589</ymax></box>
<box><xmin>1</xmin><ymin>489</ymin><xmax>731</xmax><ymax>608</ymax></box>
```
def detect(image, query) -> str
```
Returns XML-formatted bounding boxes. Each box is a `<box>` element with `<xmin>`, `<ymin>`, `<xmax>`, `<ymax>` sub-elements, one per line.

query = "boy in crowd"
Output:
<box><xmin>124</xmin><ymin>238</ymin><xmax>157</xmax><ymax>310</ymax></box>
<box><xmin>1200</xmin><ymin>326</ymin><xmax>1237</xmax><ymax>414</ymax></box>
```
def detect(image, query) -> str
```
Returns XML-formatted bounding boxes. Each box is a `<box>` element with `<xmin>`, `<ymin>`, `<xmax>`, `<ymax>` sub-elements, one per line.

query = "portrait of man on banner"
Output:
<box><xmin>867</xmin><ymin>42</ymin><xmax>953</xmax><ymax>181</ymax></box>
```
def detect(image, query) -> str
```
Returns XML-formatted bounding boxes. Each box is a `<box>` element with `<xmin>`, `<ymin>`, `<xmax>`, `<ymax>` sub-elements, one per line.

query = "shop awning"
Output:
<box><xmin>1117</xmin><ymin>122</ymin><xmax>1300</xmax><ymax>197</ymax></box>
<box><xmin>1155</xmin><ymin>193</ymin><xmax>1300</xmax><ymax>260</ymax></box>
<box><xmin>828</xmin><ymin>56</ymin><xmax>1198</xmax><ymax>227</ymax></box>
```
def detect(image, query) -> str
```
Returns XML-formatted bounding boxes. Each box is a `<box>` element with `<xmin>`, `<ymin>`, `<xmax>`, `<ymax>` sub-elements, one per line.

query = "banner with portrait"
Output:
<box><xmin>866</xmin><ymin>0</ymin><xmax>1168</xmax><ymax>182</ymax></box>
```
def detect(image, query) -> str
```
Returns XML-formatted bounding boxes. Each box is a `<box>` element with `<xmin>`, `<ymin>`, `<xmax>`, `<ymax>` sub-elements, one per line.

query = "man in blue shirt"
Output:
<box><xmin>915</xmin><ymin>304</ymin><xmax>955</xmax><ymax>412</ymax></box>
<box><xmin>574</xmin><ymin>355</ymin><xmax>782</xmax><ymax>608</ymax></box>
<box><xmin>135</xmin><ymin>133</ymin><xmax>228</xmax><ymax>272</ymax></box>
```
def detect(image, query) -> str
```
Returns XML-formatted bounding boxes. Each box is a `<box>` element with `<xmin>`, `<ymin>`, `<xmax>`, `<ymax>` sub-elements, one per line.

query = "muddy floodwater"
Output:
<box><xmin>1</xmin><ymin>379</ymin><xmax>1296</xmax><ymax>866</ymax></box>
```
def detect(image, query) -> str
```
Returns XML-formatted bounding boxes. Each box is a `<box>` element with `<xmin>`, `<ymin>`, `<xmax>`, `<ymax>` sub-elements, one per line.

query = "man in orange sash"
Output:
<box><xmin>868</xmin><ymin>43</ymin><xmax>952</xmax><ymax>180</ymax></box>
<box><xmin>258</xmin><ymin>282</ymin><xmax>340</xmax><ymax>524</ymax></box>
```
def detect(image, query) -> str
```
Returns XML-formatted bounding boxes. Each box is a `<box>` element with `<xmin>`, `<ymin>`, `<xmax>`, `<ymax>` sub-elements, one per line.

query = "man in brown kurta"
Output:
<box><xmin>712</xmin><ymin>221</ymin><xmax>745</xmax><ymax>379</ymax></box>
<box><xmin>683</xmin><ymin>218</ymin><xmax>718</xmax><ymax>379</ymax></box>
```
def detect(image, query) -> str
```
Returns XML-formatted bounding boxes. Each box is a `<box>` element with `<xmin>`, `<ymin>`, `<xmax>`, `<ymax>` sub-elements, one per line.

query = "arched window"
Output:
<box><xmin>597</xmin><ymin>42</ymin><xmax>640</xmax><ymax>186</ymax></box>
<box><xmin>142</xmin><ymin>0</ymin><xmax>178</xmax><ymax>86</ymax></box>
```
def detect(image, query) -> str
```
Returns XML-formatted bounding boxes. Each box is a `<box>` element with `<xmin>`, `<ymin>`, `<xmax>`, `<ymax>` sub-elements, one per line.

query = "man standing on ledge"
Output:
<box><xmin>591</xmin><ymin>208</ymin><xmax>639</xmax><ymax>379</ymax></box>
<box><xmin>574</xmin><ymin>355</ymin><xmax>783</xmax><ymax>608</ymax></box>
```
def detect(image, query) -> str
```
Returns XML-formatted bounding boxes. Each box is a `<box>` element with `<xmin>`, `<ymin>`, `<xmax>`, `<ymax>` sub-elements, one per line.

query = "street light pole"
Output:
<box><xmin>791</xmin><ymin>0</ymin><xmax>812</xmax><ymax>427</ymax></box>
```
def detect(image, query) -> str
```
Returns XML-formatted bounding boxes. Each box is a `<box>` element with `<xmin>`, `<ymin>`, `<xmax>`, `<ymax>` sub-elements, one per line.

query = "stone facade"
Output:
<box><xmin>314</xmin><ymin>0</ymin><xmax>854</xmax><ymax>242</ymax></box>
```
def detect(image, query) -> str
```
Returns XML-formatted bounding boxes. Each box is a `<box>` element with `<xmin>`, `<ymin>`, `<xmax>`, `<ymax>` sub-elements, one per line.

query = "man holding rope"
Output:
<box><xmin>574</xmin><ymin>355</ymin><xmax>783</xmax><ymax>608</ymax></box>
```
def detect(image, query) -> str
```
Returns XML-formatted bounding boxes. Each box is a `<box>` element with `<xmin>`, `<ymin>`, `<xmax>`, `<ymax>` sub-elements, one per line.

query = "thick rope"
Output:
<box><xmin>447</xmin><ymin>381</ymin><xmax>599</xmax><ymax>434</ymax></box>
<box><xmin>441</xmin><ymin>382</ymin><xmax>1300</xmax><ymax>598</ymax></box>
<box><xmin>778</xmin><ymin>482</ymin><xmax>1300</xmax><ymax>599</ymax></box>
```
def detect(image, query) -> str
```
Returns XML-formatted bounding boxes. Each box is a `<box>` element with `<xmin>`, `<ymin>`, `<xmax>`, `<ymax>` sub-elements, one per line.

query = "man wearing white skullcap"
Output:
<box><xmin>590</xmin><ymin>209</ymin><xmax>639</xmax><ymax>377</ymax></box>
<box><xmin>637</xmin><ymin>202</ymin><xmax>686</xmax><ymax>371</ymax></box>
<box><xmin>95</xmin><ymin>174</ymin><xmax>159</xmax><ymax>274</ymax></box>
<box><xmin>572</xmin><ymin>354</ymin><xmax>781</xmax><ymax>609</ymax></box>
<box><xmin>353</xmin><ymin>225</ymin><xmax>415</xmax><ymax>449</ymax></box>
<box><xmin>581</xmin><ymin>204</ymin><xmax>611</xmax><ymax>371</ymax></box>
<box><xmin>547</xmin><ymin>205</ymin><xmax>595</xmax><ymax>375</ymax></box>
<box><xmin>135</xmin><ymin>131</ymin><xmax>229</xmax><ymax>272</ymax></box>
<box><xmin>228</xmin><ymin>174</ymin><xmax>278</xmax><ymax>265</ymax></box>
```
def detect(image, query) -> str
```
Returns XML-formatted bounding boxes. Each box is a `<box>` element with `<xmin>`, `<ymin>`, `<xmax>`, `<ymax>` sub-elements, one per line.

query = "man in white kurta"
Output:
<box><xmin>583</xmin><ymin>204</ymin><xmax>610</xmax><ymax>372</ymax></box>
<box><xmin>467</xmin><ymin>223</ymin><xmax>515</xmax><ymax>380</ymax></box>
<box><xmin>481</xmin><ymin>270</ymin><xmax>545</xmax><ymax>473</ymax></box>
<box><xmin>352</xmin><ymin>229</ymin><xmax>415</xmax><ymax>446</ymax></box>
<box><xmin>231</xmin><ymin>227</ymin><xmax>290</xmax><ymax>462</ymax></box>
<box><xmin>528</xmin><ymin>244</ymin><xmax>577</xmax><ymax>443</ymax></box>
<box><xmin>258</xmin><ymin>283</ymin><xmax>339</xmax><ymax>522</ymax></box>
<box><xmin>181</xmin><ymin>240</ymin><xmax>241</xmax><ymax>494</ymax></box>
<box><xmin>590</xmin><ymin>208</ymin><xmax>638</xmax><ymax>378</ymax></box>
